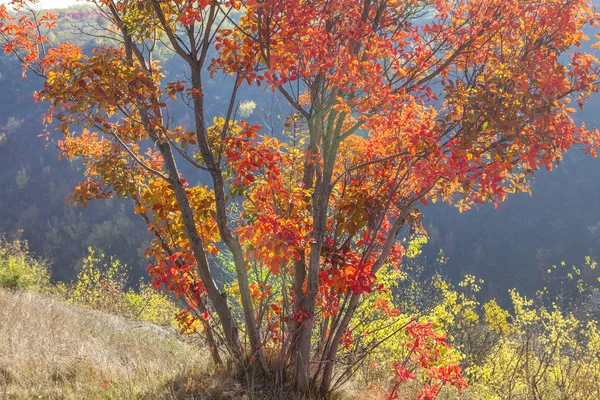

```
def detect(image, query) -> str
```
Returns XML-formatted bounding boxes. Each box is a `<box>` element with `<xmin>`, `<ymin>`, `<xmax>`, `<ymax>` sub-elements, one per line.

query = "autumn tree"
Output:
<box><xmin>2</xmin><ymin>0</ymin><xmax>600</xmax><ymax>395</ymax></box>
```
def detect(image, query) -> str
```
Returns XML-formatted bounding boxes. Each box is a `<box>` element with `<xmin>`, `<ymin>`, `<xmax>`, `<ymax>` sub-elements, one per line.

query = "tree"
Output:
<box><xmin>1</xmin><ymin>0</ymin><xmax>599</xmax><ymax>395</ymax></box>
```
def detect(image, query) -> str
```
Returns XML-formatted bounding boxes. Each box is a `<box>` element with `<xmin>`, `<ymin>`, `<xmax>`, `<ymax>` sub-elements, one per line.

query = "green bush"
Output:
<box><xmin>67</xmin><ymin>248</ymin><xmax>178</xmax><ymax>327</ymax></box>
<box><xmin>68</xmin><ymin>247</ymin><xmax>129</xmax><ymax>314</ymax></box>
<box><xmin>122</xmin><ymin>283</ymin><xmax>179</xmax><ymax>328</ymax></box>
<box><xmin>0</xmin><ymin>235</ymin><xmax>49</xmax><ymax>291</ymax></box>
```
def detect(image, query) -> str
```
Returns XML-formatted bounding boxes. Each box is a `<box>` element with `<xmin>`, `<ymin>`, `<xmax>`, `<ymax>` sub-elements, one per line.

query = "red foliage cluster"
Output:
<box><xmin>385</xmin><ymin>321</ymin><xmax>467</xmax><ymax>400</ymax></box>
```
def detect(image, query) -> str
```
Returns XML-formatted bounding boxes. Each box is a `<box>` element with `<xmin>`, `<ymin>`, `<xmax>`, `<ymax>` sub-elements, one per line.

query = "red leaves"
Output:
<box><xmin>176</xmin><ymin>0</ymin><xmax>212</xmax><ymax>26</ymax></box>
<box><xmin>416</xmin><ymin>384</ymin><xmax>440</xmax><ymax>400</ymax></box>
<box><xmin>320</xmin><ymin>252</ymin><xmax>377</xmax><ymax>296</ymax></box>
<box><xmin>393</xmin><ymin>364</ymin><xmax>416</xmax><ymax>383</ymax></box>
<box><xmin>340</xmin><ymin>329</ymin><xmax>353</xmax><ymax>350</ymax></box>
<box><xmin>147</xmin><ymin>257</ymin><xmax>198</xmax><ymax>297</ymax></box>
<box><xmin>384</xmin><ymin>321</ymin><xmax>466</xmax><ymax>400</ymax></box>
<box><xmin>427</xmin><ymin>364</ymin><xmax>467</xmax><ymax>390</ymax></box>
<box><xmin>405</xmin><ymin>321</ymin><xmax>452</xmax><ymax>367</ymax></box>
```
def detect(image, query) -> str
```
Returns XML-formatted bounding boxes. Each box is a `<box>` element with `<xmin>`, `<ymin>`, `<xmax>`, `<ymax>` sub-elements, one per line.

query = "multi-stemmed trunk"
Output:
<box><xmin>293</xmin><ymin>112</ymin><xmax>342</xmax><ymax>390</ymax></box>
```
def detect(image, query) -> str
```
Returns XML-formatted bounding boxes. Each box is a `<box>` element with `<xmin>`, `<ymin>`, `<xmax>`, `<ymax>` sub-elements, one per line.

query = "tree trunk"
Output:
<box><xmin>319</xmin><ymin>296</ymin><xmax>360</xmax><ymax>394</ymax></box>
<box><xmin>155</xmin><ymin>139</ymin><xmax>243</xmax><ymax>357</ymax></box>
<box><xmin>113</xmin><ymin>11</ymin><xmax>245</xmax><ymax>364</ymax></box>
<box><xmin>188</xmin><ymin>65</ymin><xmax>266</xmax><ymax>370</ymax></box>
<box><xmin>138</xmin><ymin>204</ymin><xmax>224</xmax><ymax>367</ymax></box>
<box><xmin>294</xmin><ymin>114</ymin><xmax>339</xmax><ymax>388</ymax></box>
<box><xmin>197</xmin><ymin>294</ymin><xmax>224</xmax><ymax>367</ymax></box>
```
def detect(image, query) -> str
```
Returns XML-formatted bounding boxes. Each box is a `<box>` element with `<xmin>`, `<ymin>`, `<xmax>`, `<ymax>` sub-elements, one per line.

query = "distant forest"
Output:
<box><xmin>1</xmin><ymin>6</ymin><xmax>599</xmax><ymax>303</ymax></box>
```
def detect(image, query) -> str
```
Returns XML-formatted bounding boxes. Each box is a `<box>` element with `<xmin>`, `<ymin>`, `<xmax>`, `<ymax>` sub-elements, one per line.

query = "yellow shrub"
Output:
<box><xmin>482</xmin><ymin>300</ymin><xmax>509</xmax><ymax>334</ymax></box>
<box><xmin>68</xmin><ymin>248</ymin><xmax>128</xmax><ymax>314</ymax></box>
<box><xmin>0</xmin><ymin>235</ymin><xmax>49</xmax><ymax>291</ymax></box>
<box><xmin>465</xmin><ymin>276</ymin><xmax>600</xmax><ymax>399</ymax></box>
<box><xmin>354</xmin><ymin>252</ymin><xmax>600</xmax><ymax>399</ymax></box>
<box><xmin>67</xmin><ymin>248</ymin><xmax>179</xmax><ymax>327</ymax></box>
<box><xmin>122</xmin><ymin>283</ymin><xmax>179</xmax><ymax>328</ymax></box>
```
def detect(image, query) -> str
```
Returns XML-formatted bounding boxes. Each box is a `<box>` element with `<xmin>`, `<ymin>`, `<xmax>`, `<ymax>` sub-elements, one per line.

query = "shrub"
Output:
<box><xmin>463</xmin><ymin>291</ymin><xmax>600</xmax><ymax>400</ymax></box>
<box><xmin>0</xmin><ymin>235</ymin><xmax>49</xmax><ymax>291</ymax></box>
<box><xmin>349</xmin><ymin>251</ymin><xmax>600</xmax><ymax>399</ymax></box>
<box><xmin>122</xmin><ymin>282</ymin><xmax>179</xmax><ymax>328</ymax></box>
<box><xmin>67</xmin><ymin>247</ymin><xmax>129</xmax><ymax>314</ymax></box>
<box><xmin>67</xmin><ymin>247</ymin><xmax>179</xmax><ymax>327</ymax></box>
<box><xmin>395</xmin><ymin>258</ymin><xmax>600</xmax><ymax>400</ymax></box>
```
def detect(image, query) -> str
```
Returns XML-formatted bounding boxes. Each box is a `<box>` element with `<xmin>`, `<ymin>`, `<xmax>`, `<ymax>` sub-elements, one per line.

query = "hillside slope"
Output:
<box><xmin>0</xmin><ymin>289</ymin><xmax>206</xmax><ymax>399</ymax></box>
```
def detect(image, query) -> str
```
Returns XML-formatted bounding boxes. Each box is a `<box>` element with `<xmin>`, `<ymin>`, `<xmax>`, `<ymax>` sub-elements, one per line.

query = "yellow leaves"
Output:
<box><xmin>585</xmin><ymin>255</ymin><xmax>597</xmax><ymax>270</ymax></box>
<box><xmin>472</xmin><ymin>291</ymin><xmax>600</xmax><ymax>397</ymax></box>
<box><xmin>483</xmin><ymin>300</ymin><xmax>510</xmax><ymax>334</ymax></box>
<box><xmin>138</xmin><ymin>179</ymin><xmax>220</xmax><ymax>249</ymax></box>
<box><xmin>170</xmin><ymin>126</ymin><xmax>197</xmax><ymax>149</ymax></box>
<box><xmin>405</xmin><ymin>234</ymin><xmax>428</xmax><ymax>259</ymax></box>
<box><xmin>47</xmin><ymin>70</ymin><xmax>58</xmax><ymax>85</ymax></box>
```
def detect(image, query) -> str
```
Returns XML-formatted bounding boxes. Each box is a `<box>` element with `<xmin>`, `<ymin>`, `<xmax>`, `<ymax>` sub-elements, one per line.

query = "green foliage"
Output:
<box><xmin>66</xmin><ymin>248</ymin><xmax>179</xmax><ymax>327</ymax></box>
<box><xmin>122</xmin><ymin>282</ymin><xmax>180</xmax><ymax>328</ymax></box>
<box><xmin>341</xmin><ymin>246</ymin><xmax>600</xmax><ymax>399</ymax></box>
<box><xmin>464</xmin><ymin>292</ymin><xmax>600</xmax><ymax>399</ymax></box>
<box><xmin>68</xmin><ymin>247</ymin><xmax>129</xmax><ymax>312</ymax></box>
<box><xmin>0</xmin><ymin>235</ymin><xmax>49</xmax><ymax>291</ymax></box>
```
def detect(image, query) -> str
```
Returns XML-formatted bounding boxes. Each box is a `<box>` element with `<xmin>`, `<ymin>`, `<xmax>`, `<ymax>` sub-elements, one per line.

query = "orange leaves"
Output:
<box><xmin>219</xmin><ymin>121</ymin><xmax>316</xmax><ymax>278</ymax></box>
<box><xmin>39</xmin><ymin>46</ymin><xmax>162</xmax><ymax>122</ymax></box>
<box><xmin>176</xmin><ymin>0</ymin><xmax>211</xmax><ymax>27</ymax></box>
<box><xmin>139</xmin><ymin>179</ymin><xmax>220</xmax><ymax>252</ymax></box>
<box><xmin>238</xmin><ymin>212</ymin><xmax>307</xmax><ymax>276</ymax></box>
<box><xmin>0</xmin><ymin>4</ymin><xmax>57</xmax><ymax>77</ymax></box>
<box><xmin>70</xmin><ymin>178</ymin><xmax>113</xmax><ymax>208</ymax></box>
<box><xmin>175</xmin><ymin>308</ymin><xmax>203</xmax><ymax>335</ymax></box>
<box><xmin>209</xmin><ymin>0</ymin><xmax>600</xmax><ymax>220</ymax></box>
<box><xmin>222</xmin><ymin>121</ymin><xmax>282</xmax><ymax>190</ymax></box>
<box><xmin>169</xmin><ymin>126</ymin><xmax>197</xmax><ymax>149</ymax></box>
<box><xmin>213</xmin><ymin>0</ymin><xmax>400</xmax><ymax>107</ymax></box>
<box><xmin>164</xmin><ymin>81</ymin><xmax>185</xmax><ymax>100</ymax></box>
<box><xmin>430</xmin><ymin>0</ymin><xmax>600</xmax><ymax>205</ymax></box>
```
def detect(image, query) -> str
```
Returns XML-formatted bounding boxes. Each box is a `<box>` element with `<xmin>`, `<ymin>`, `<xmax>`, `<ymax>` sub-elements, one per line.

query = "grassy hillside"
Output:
<box><xmin>0</xmin><ymin>289</ymin><xmax>207</xmax><ymax>399</ymax></box>
<box><xmin>0</xmin><ymin>289</ymin><xmax>349</xmax><ymax>400</ymax></box>
<box><xmin>0</xmin><ymin>237</ymin><xmax>349</xmax><ymax>399</ymax></box>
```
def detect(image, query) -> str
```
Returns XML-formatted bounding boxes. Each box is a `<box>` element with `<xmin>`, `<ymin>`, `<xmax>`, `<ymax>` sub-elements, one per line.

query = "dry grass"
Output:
<box><xmin>0</xmin><ymin>289</ymin><xmax>362</xmax><ymax>399</ymax></box>
<box><xmin>0</xmin><ymin>289</ymin><xmax>208</xmax><ymax>399</ymax></box>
